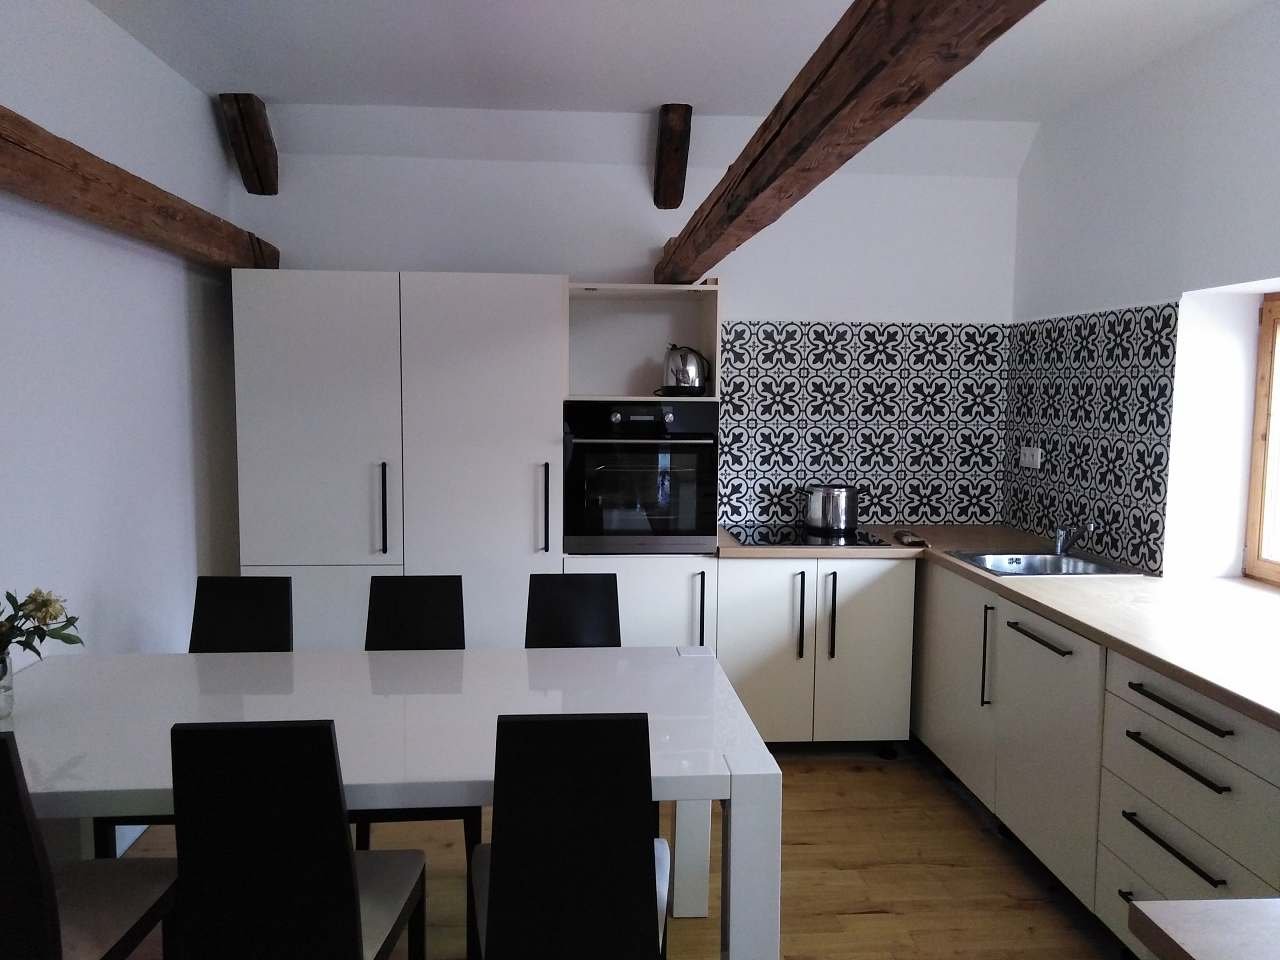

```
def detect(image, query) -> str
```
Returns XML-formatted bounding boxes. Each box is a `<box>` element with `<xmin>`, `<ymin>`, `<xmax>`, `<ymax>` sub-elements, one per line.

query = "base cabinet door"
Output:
<box><xmin>242</xmin><ymin>565</ymin><xmax>399</xmax><ymax>650</ymax></box>
<box><xmin>813</xmin><ymin>559</ymin><xmax>915</xmax><ymax>741</ymax></box>
<box><xmin>913</xmin><ymin>564</ymin><xmax>999</xmax><ymax>808</ymax></box>
<box><xmin>716</xmin><ymin>559</ymin><xmax>816</xmax><ymax>742</ymax></box>
<box><xmin>563</xmin><ymin>556</ymin><xmax>717</xmax><ymax>647</ymax></box>
<box><xmin>994</xmin><ymin>604</ymin><xmax>1105</xmax><ymax>909</ymax></box>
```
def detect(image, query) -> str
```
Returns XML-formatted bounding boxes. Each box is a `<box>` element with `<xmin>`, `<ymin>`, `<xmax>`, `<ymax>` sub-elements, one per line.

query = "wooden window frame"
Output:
<box><xmin>1245</xmin><ymin>295</ymin><xmax>1280</xmax><ymax>585</ymax></box>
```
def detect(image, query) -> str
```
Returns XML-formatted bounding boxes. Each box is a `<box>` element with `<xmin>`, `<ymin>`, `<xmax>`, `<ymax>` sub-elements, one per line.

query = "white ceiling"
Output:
<box><xmin>88</xmin><ymin>0</ymin><xmax>1269</xmax><ymax>120</ymax></box>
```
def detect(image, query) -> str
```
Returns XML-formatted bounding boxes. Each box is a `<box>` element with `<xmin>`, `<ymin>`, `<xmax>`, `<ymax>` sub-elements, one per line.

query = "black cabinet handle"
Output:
<box><xmin>796</xmin><ymin>570</ymin><xmax>806</xmax><ymax>659</ymax></box>
<box><xmin>697</xmin><ymin>570</ymin><xmax>707</xmax><ymax>647</ymax></box>
<box><xmin>379</xmin><ymin>461</ymin><xmax>389</xmax><ymax>555</ymax></box>
<box><xmin>828</xmin><ymin>571</ymin><xmax>838</xmax><ymax>659</ymax></box>
<box><xmin>1005</xmin><ymin>620</ymin><xmax>1072</xmax><ymax>657</ymax></box>
<box><xmin>1117</xmin><ymin>889</ymin><xmax>1135</xmax><ymax>904</ymax></box>
<box><xmin>1128</xmin><ymin>682</ymin><xmax>1234</xmax><ymax>738</ymax></box>
<box><xmin>980</xmin><ymin>604</ymin><xmax>995</xmax><ymax>706</ymax></box>
<box><xmin>1121</xmin><ymin>810</ymin><xmax>1226</xmax><ymax>889</ymax></box>
<box><xmin>542</xmin><ymin>462</ymin><xmax>550</xmax><ymax>553</ymax></box>
<box><xmin>1125</xmin><ymin>730</ymin><xmax>1232</xmax><ymax>795</ymax></box>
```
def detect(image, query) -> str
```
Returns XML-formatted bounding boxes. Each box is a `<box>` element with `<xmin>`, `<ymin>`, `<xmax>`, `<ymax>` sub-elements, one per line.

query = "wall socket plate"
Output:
<box><xmin>1019</xmin><ymin>446</ymin><xmax>1043</xmax><ymax>469</ymax></box>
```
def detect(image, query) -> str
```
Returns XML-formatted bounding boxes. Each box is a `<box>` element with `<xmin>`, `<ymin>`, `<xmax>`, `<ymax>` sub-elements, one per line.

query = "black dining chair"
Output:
<box><xmin>359</xmin><ymin>574</ymin><xmax>482</xmax><ymax>959</ymax></box>
<box><xmin>0</xmin><ymin>732</ymin><xmax>180</xmax><ymax>960</ymax></box>
<box><xmin>189</xmin><ymin>575</ymin><xmax>293</xmax><ymax>653</ymax></box>
<box><xmin>524</xmin><ymin>573</ymin><xmax>621</xmax><ymax>648</ymax></box>
<box><xmin>171</xmin><ymin>719</ymin><xmax>426</xmax><ymax>960</ymax></box>
<box><xmin>470</xmin><ymin>713</ymin><xmax>671</xmax><ymax>960</ymax></box>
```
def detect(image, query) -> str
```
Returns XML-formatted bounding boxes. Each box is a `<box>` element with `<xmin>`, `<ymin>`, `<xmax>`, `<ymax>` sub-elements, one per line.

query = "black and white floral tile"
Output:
<box><xmin>718</xmin><ymin>320</ymin><xmax>1010</xmax><ymax>532</ymax></box>
<box><xmin>1004</xmin><ymin>303</ymin><xmax>1178</xmax><ymax>573</ymax></box>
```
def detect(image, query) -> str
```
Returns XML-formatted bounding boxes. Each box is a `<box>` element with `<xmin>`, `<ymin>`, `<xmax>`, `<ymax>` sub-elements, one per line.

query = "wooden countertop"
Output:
<box><xmin>719</xmin><ymin>524</ymin><xmax>1280</xmax><ymax>732</ymax></box>
<box><xmin>1129</xmin><ymin>898</ymin><xmax>1280</xmax><ymax>960</ymax></box>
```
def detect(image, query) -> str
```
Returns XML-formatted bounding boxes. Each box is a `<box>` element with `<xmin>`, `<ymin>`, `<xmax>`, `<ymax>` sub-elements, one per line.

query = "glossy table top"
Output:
<box><xmin>6</xmin><ymin>647</ymin><xmax>772</xmax><ymax>817</ymax></box>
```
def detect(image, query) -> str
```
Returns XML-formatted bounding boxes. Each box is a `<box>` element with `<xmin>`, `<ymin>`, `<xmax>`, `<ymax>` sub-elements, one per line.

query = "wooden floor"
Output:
<box><xmin>127</xmin><ymin>748</ymin><xmax>1122</xmax><ymax>959</ymax></box>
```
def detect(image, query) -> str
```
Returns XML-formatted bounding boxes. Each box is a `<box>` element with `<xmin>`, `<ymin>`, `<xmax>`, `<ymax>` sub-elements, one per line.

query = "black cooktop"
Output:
<box><xmin>726</xmin><ymin>524</ymin><xmax>890</xmax><ymax>547</ymax></box>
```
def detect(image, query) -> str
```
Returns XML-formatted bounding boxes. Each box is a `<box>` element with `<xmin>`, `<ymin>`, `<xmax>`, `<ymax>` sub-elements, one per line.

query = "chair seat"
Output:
<box><xmin>471</xmin><ymin>839</ymin><xmax>670</xmax><ymax>957</ymax></box>
<box><xmin>55</xmin><ymin>858</ymin><xmax>177</xmax><ymax>960</ymax></box>
<box><xmin>355</xmin><ymin>849</ymin><xmax>428</xmax><ymax>960</ymax></box>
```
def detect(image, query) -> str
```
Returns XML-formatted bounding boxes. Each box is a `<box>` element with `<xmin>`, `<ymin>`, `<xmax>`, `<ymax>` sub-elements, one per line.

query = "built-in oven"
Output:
<box><xmin>563</xmin><ymin>400</ymin><xmax>719</xmax><ymax>555</ymax></box>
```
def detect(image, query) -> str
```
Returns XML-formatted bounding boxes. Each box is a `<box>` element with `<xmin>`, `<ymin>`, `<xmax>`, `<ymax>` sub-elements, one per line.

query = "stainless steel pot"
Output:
<box><xmin>804</xmin><ymin>484</ymin><xmax>859</xmax><ymax>532</ymax></box>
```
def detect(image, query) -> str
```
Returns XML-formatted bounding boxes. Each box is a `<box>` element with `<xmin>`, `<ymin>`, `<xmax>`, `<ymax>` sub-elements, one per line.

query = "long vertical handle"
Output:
<box><xmin>542</xmin><ymin>461</ymin><xmax>550</xmax><ymax>553</ymax></box>
<box><xmin>979</xmin><ymin>604</ymin><xmax>994</xmax><ymax>706</ymax></box>
<box><xmin>796</xmin><ymin>570</ymin><xmax>807</xmax><ymax>659</ymax></box>
<box><xmin>379</xmin><ymin>461</ymin><xmax>389</xmax><ymax>555</ymax></box>
<box><xmin>697</xmin><ymin>570</ymin><xmax>707</xmax><ymax>647</ymax></box>
<box><xmin>828</xmin><ymin>571</ymin><xmax>838</xmax><ymax>659</ymax></box>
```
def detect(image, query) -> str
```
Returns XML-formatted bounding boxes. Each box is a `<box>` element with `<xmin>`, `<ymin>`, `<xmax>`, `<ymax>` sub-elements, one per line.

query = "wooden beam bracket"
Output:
<box><xmin>653</xmin><ymin>103</ymin><xmax>692</xmax><ymax>210</ymax></box>
<box><xmin>218</xmin><ymin>93</ymin><xmax>279</xmax><ymax>196</ymax></box>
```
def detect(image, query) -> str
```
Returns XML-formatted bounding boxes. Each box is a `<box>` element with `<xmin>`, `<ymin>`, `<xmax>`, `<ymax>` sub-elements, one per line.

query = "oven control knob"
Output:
<box><xmin>610</xmin><ymin>412</ymin><xmax>623</xmax><ymax>424</ymax></box>
<box><xmin>663</xmin><ymin>412</ymin><xmax>675</xmax><ymax>424</ymax></box>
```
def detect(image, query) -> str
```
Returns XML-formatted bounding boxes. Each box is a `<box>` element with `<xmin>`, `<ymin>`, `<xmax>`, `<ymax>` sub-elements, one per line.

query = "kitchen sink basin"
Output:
<box><xmin>948</xmin><ymin>552</ymin><xmax>1139</xmax><ymax>576</ymax></box>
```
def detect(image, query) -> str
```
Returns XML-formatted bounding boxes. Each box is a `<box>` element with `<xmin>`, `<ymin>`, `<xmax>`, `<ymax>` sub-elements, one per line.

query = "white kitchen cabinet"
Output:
<box><xmin>233</xmin><ymin>270</ymin><xmax>404</xmax><ymax>566</ymax></box>
<box><xmin>563</xmin><ymin>555</ymin><xmax>717</xmax><ymax>648</ymax></box>
<box><xmin>242</xmin><ymin>565</ymin><xmax>398</xmax><ymax>650</ymax></box>
<box><xmin>813</xmin><ymin>559</ymin><xmax>915</xmax><ymax>742</ymax></box>
<box><xmin>912</xmin><ymin>564</ymin><xmax>1000</xmax><ymax>808</ymax></box>
<box><xmin>994</xmin><ymin>603</ymin><xmax>1105</xmax><ymax>909</ymax></box>
<box><xmin>400</xmin><ymin>273</ymin><xmax>568</xmax><ymax>646</ymax></box>
<box><xmin>716</xmin><ymin>559</ymin><xmax>817</xmax><ymax>742</ymax></box>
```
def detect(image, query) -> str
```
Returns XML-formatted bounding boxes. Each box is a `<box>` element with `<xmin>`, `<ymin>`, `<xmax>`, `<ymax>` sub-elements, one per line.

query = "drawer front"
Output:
<box><xmin>1094</xmin><ymin>844</ymin><xmax>1162</xmax><ymax>960</ymax></box>
<box><xmin>1109</xmin><ymin>653</ymin><xmax>1280</xmax><ymax>787</ymax></box>
<box><xmin>1104</xmin><ymin>694</ymin><xmax>1280</xmax><ymax>888</ymax></box>
<box><xmin>1099</xmin><ymin>770</ymin><xmax>1277</xmax><ymax>901</ymax></box>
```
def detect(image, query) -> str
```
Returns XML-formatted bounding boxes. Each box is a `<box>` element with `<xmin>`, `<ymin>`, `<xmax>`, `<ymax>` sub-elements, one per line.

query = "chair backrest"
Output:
<box><xmin>524</xmin><ymin>574</ymin><xmax>621</xmax><ymax>648</ymax></box>
<box><xmin>170</xmin><ymin>720</ymin><xmax>361</xmax><ymax>960</ymax></box>
<box><xmin>486</xmin><ymin>713</ymin><xmax>658</xmax><ymax>960</ymax></box>
<box><xmin>365</xmin><ymin>575</ymin><xmax>465</xmax><ymax>651</ymax></box>
<box><xmin>0</xmin><ymin>733</ymin><xmax>61</xmax><ymax>960</ymax></box>
<box><xmin>189</xmin><ymin>576</ymin><xmax>293</xmax><ymax>653</ymax></box>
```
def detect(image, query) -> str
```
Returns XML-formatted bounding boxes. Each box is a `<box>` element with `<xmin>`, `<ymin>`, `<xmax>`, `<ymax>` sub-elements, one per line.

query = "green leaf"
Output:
<box><xmin>4</xmin><ymin>592</ymin><xmax>19</xmax><ymax>612</ymax></box>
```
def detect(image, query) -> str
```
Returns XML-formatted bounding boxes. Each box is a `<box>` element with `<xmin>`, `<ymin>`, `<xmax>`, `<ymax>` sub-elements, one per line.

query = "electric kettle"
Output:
<box><xmin>660</xmin><ymin>343</ymin><xmax>711</xmax><ymax>397</ymax></box>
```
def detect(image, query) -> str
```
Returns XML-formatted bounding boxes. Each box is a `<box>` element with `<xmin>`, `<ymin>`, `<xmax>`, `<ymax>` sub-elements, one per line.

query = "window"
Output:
<box><xmin>1245</xmin><ymin>296</ymin><xmax>1280</xmax><ymax>585</ymax></box>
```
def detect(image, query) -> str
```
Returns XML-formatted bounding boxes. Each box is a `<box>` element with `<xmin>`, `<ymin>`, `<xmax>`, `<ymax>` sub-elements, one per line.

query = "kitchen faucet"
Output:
<box><xmin>1053</xmin><ymin>520</ymin><xmax>1097</xmax><ymax>556</ymax></box>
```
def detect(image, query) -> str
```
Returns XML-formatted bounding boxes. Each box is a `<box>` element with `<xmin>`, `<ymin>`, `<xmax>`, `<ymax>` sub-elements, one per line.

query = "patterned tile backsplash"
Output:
<box><xmin>718</xmin><ymin>303</ymin><xmax>1179</xmax><ymax>573</ymax></box>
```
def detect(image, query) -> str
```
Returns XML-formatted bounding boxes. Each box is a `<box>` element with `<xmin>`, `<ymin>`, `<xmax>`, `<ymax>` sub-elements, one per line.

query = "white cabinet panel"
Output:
<box><xmin>242</xmin><ymin>565</ymin><xmax>397</xmax><ymax>651</ymax></box>
<box><xmin>913</xmin><ymin>564</ymin><xmax>999</xmax><ymax>808</ymax></box>
<box><xmin>994</xmin><ymin>604</ymin><xmax>1105</xmax><ymax>909</ymax></box>
<box><xmin>401</xmin><ymin>273</ymin><xmax>567</xmax><ymax>646</ymax></box>
<box><xmin>563</xmin><ymin>555</ymin><xmax>717</xmax><ymax>648</ymax></box>
<box><xmin>1094</xmin><ymin>845</ymin><xmax>1162</xmax><ymax>960</ymax></box>
<box><xmin>234</xmin><ymin>270</ymin><xmax>403</xmax><ymax>566</ymax></box>
<box><xmin>716</xmin><ymin>559</ymin><xmax>816</xmax><ymax>743</ymax></box>
<box><xmin>813</xmin><ymin>559</ymin><xmax>915</xmax><ymax>742</ymax></box>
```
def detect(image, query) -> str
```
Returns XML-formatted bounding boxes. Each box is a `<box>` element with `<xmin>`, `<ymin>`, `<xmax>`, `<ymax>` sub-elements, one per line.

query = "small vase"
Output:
<box><xmin>0</xmin><ymin>652</ymin><xmax>13</xmax><ymax>719</ymax></box>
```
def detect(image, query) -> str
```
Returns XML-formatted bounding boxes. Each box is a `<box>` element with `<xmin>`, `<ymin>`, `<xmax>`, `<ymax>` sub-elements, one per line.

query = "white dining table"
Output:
<box><xmin>5</xmin><ymin>645</ymin><xmax>781</xmax><ymax>960</ymax></box>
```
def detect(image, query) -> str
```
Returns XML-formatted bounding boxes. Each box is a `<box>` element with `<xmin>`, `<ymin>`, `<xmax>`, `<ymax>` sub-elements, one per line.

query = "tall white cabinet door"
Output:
<box><xmin>912</xmin><ymin>564</ymin><xmax>999</xmax><ymax>808</ymax></box>
<box><xmin>233</xmin><ymin>270</ymin><xmax>403</xmax><ymax>566</ymax></box>
<box><xmin>994</xmin><ymin>604</ymin><xmax>1104</xmax><ymax>909</ymax></box>
<box><xmin>813</xmin><ymin>559</ymin><xmax>915</xmax><ymax>742</ymax></box>
<box><xmin>716</xmin><ymin>559</ymin><xmax>816</xmax><ymax>742</ymax></box>
<box><xmin>242</xmin><ymin>565</ymin><xmax>399</xmax><ymax>650</ymax></box>
<box><xmin>563</xmin><ymin>556</ymin><xmax>718</xmax><ymax>648</ymax></box>
<box><xmin>400</xmin><ymin>273</ymin><xmax>568</xmax><ymax>647</ymax></box>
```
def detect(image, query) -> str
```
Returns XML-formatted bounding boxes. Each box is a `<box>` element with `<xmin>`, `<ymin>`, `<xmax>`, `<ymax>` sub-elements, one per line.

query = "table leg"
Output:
<box><xmin>672</xmin><ymin>799</ymin><xmax>712</xmax><ymax>917</ymax></box>
<box><xmin>721</xmin><ymin>761</ymin><xmax>782</xmax><ymax>960</ymax></box>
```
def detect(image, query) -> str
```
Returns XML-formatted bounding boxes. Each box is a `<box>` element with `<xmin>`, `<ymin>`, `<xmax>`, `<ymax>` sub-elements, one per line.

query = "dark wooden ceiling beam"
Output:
<box><xmin>218</xmin><ymin>93</ymin><xmax>279</xmax><ymax>195</ymax></box>
<box><xmin>653</xmin><ymin>103</ymin><xmax>692</xmax><ymax>209</ymax></box>
<box><xmin>654</xmin><ymin>0</ymin><xmax>1045</xmax><ymax>283</ymax></box>
<box><xmin>0</xmin><ymin>102</ymin><xmax>279</xmax><ymax>269</ymax></box>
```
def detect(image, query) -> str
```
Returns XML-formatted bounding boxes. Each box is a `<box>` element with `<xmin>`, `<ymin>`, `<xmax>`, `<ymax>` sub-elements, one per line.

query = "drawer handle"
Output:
<box><xmin>1121</xmin><ymin>810</ymin><xmax>1227</xmax><ymax>889</ymax></box>
<box><xmin>1128</xmin><ymin>682</ymin><xmax>1234</xmax><ymax>739</ymax></box>
<box><xmin>1005</xmin><ymin>620</ymin><xmax>1072</xmax><ymax>657</ymax></box>
<box><xmin>1117</xmin><ymin>889</ymin><xmax>1135</xmax><ymax>904</ymax></box>
<box><xmin>1125</xmin><ymin>730</ymin><xmax>1232</xmax><ymax>795</ymax></box>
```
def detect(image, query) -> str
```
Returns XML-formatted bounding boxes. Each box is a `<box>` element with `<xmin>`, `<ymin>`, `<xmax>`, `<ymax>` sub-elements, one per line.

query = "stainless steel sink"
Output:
<box><xmin>948</xmin><ymin>552</ymin><xmax>1139</xmax><ymax>576</ymax></box>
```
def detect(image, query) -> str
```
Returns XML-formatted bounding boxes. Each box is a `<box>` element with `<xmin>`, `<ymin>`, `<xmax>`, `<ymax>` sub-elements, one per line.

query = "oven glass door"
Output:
<box><xmin>565</xmin><ymin>439</ymin><xmax>717</xmax><ymax>540</ymax></box>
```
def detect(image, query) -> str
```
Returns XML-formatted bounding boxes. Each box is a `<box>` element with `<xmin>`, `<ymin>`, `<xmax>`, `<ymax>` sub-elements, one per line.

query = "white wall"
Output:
<box><xmin>1015</xmin><ymin>0</ymin><xmax>1280</xmax><ymax>319</ymax></box>
<box><xmin>234</xmin><ymin>107</ymin><xmax>1028</xmax><ymax>325</ymax></box>
<box><xmin>0</xmin><ymin>0</ymin><xmax>239</xmax><ymax>661</ymax></box>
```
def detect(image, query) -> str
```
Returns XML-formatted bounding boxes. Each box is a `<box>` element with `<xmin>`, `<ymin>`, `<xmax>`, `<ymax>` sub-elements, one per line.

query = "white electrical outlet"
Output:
<box><xmin>1019</xmin><ymin>446</ymin><xmax>1043</xmax><ymax>469</ymax></box>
